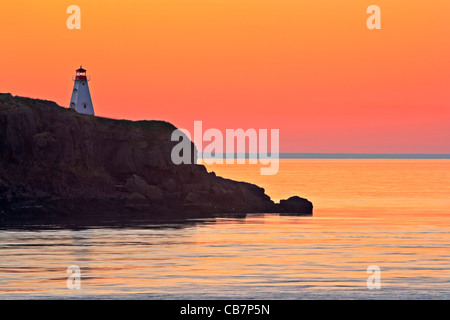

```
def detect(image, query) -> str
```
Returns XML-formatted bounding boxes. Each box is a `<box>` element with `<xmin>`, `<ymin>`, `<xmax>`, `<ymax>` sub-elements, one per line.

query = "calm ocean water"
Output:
<box><xmin>1</xmin><ymin>160</ymin><xmax>449</xmax><ymax>299</ymax></box>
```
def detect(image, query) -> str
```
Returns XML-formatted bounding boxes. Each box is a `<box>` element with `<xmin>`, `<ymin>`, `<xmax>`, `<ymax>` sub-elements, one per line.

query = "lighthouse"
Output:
<box><xmin>69</xmin><ymin>66</ymin><xmax>94</xmax><ymax>115</ymax></box>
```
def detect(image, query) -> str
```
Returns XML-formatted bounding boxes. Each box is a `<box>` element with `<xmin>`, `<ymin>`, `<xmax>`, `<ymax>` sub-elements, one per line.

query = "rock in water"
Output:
<box><xmin>278</xmin><ymin>196</ymin><xmax>313</xmax><ymax>215</ymax></box>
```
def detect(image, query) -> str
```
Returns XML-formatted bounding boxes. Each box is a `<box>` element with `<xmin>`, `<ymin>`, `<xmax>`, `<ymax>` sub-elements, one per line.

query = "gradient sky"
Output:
<box><xmin>0</xmin><ymin>0</ymin><xmax>449</xmax><ymax>153</ymax></box>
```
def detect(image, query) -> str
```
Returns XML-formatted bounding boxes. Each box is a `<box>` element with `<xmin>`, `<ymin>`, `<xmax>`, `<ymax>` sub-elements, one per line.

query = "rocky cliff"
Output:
<box><xmin>0</xmin><ymin>93</ymin><xmax>312</xmax><ymax>224</ymax></box>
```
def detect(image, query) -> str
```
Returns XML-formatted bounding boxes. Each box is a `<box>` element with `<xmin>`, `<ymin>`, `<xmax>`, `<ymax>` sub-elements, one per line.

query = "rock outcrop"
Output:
<box><xmin>0</xmin><ymin>93</ymin><xmax>312</xmax><ymax>223</ymax></box>
<box><xmin>279</xmin><ymin>196</ymin><xmax>313</xmax><ymax>215</ymax></box>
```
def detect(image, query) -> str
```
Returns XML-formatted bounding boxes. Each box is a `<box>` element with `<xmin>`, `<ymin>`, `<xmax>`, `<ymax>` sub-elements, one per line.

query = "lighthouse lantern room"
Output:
<box><xmin>70</xmin><ymin>66</ymin><xmax>95</xmax><ymax>115</ymax></box>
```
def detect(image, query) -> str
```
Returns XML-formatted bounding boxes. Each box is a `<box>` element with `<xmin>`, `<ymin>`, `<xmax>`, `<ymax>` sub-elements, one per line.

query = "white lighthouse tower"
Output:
<box><xmin>69</xmin><ymin>66</ymin><xmax>95</xmax><ymax>115</ymax></box>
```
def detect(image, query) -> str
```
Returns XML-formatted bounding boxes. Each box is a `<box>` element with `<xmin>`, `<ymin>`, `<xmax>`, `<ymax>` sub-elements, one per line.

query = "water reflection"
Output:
<box><xmin>1</xmin><ymin>160</ymin><xmax>450</xmax><ymax>299</ymax></box>
<box><xmin>0</xmin><ymin>214</ymin><xmax>223</xmax><ymax>231</ymax></box>
<box><xmin>0</xmin><ymin>212</ymin><xmax>449</xmax><ymax>299</ymax></box>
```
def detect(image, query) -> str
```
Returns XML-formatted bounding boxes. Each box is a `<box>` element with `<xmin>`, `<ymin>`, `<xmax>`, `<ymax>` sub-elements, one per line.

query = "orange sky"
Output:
<box><xmin>0</xmin><ymin>0</ymin><xmax>449</xmax><ymax>153</ymax></box>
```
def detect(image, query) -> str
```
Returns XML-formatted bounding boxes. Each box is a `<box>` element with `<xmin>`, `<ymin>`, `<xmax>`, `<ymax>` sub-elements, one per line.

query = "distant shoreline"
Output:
<box><xmin>279</xmin><ymin>153</ymin><xmax>450</xmax><ymax>159</ymax></box>
<box><xmin>199</xmin><ymin>153</ymin><xmax>450</xmax><ymax>159</ymax></box>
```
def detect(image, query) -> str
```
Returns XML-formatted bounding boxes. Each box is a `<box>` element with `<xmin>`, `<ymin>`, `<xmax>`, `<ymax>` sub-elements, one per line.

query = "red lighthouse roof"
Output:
<box><xmin>76</xmin><ymin>66</ymin><xmax>86</xmax><ymax>73</ymax></box>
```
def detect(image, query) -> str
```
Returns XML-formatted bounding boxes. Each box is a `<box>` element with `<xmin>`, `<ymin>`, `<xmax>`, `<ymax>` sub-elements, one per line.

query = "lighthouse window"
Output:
<box><xmin>82</xmin><ymin>82</ymin><xmax>85</xmax><ymax>85</ymax></box>
<box><xmin>83</xmin><ymin>103</ymin><xmax>87</xmax><ymax>109</ymax></box>
<box><xmin>73</xmin><ymin>89</ymin><xmax>77</xmax><ymax>93</ymax></box>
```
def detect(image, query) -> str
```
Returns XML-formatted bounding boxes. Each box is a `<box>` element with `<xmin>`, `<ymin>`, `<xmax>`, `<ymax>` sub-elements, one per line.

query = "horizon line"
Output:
<box><xmin>198</xmin><ymin>153</ymin><xmax>450</xmax><ymax>159</ymax></box>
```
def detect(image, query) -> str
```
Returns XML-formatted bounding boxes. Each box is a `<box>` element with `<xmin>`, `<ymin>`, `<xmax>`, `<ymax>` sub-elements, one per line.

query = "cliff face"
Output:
<box><xmin>0</xmin><ymin>93</ymin><xmax>312</xmax><ymax>222</ymax></box>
